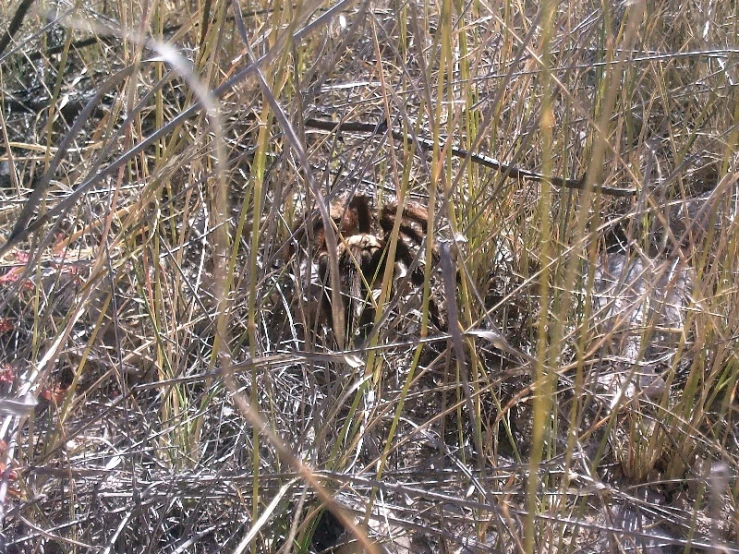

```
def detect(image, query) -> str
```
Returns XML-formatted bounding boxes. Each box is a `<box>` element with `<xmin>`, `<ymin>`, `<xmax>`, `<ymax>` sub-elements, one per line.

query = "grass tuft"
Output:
<box><xmin>0</xmin><ymin>0</ymin><xmax>737</xmax><ymax>551</ymax></box>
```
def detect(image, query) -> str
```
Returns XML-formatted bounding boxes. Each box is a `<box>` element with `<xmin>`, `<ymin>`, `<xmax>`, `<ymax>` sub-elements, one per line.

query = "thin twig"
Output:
<box><xmin>0</xmin><ymin>0</ymin><xmax>36</xmax><ymax>58</ymax></box>
<box><xmin>304</xmin><ymin>118</ymin><xmax>637</xmax><ymax>197</ymax></box>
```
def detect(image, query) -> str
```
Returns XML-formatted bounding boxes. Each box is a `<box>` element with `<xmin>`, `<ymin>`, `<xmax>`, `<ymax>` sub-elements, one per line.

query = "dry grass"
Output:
<box><xmin>0</xmin><ymin>0</ymin><xmax>737</xmax><ymax>552</ymax></box>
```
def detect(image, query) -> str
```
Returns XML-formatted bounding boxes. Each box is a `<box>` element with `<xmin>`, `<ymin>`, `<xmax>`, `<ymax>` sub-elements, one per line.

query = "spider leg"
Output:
<box><xmin>378</xmin><ymin>200</ymin><xmax>448</xmax><ymax>332</ymax></box>
<box><xmin>339</xmin><ymin>234</ymin><xmax>383</xmax><ymax>340</ymax></box>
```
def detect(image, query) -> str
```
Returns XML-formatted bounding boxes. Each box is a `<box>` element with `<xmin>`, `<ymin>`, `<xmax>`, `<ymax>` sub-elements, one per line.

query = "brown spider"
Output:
<box><xmin>291</xmin><ymin>193</ymin><xmax>443</xmax><ymax>342</ymax></box>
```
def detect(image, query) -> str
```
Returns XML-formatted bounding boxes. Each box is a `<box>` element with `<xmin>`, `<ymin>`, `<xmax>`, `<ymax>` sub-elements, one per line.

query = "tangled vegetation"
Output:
<box><xmin>0</xmin><ymin>0</ymin><xmax>737</xmax><ymax>552</ymax></box>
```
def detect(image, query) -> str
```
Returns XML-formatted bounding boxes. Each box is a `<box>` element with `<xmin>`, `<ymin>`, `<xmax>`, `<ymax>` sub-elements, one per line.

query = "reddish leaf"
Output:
<box><xmin>0</xmin><ymin>365</ymin><xmax>15</xmax><ymax>385</ymax></box>
<box><xmin>40</xmin><ymin>386</ymin><xmax>67</xmax><ymax>404</ymax></box>
<box><xmin>0</xmin><ymin>462</ymin><xmax>17</xmax><ymax>481</ymax></box>
<box><xmin>0</xmin><ymin>268</ymin><xmax>33</xmax><ymax>290</ymax></box>
<box><xmin>12</xmin><ymin>251</ymin><xmax>29</xmax><ymax>264</ymax></box>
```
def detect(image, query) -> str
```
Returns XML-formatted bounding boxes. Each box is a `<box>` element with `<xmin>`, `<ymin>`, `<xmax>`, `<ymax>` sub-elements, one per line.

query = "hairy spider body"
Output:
<box><xmin>379</xmin><ymin>201</ymin><xmax>437</xmax><ymax>286</ymax></box>
<box><xmin>291</xmin><ymin>193</ymin><xmax>443</xmax><ymax>342</ymax></box>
